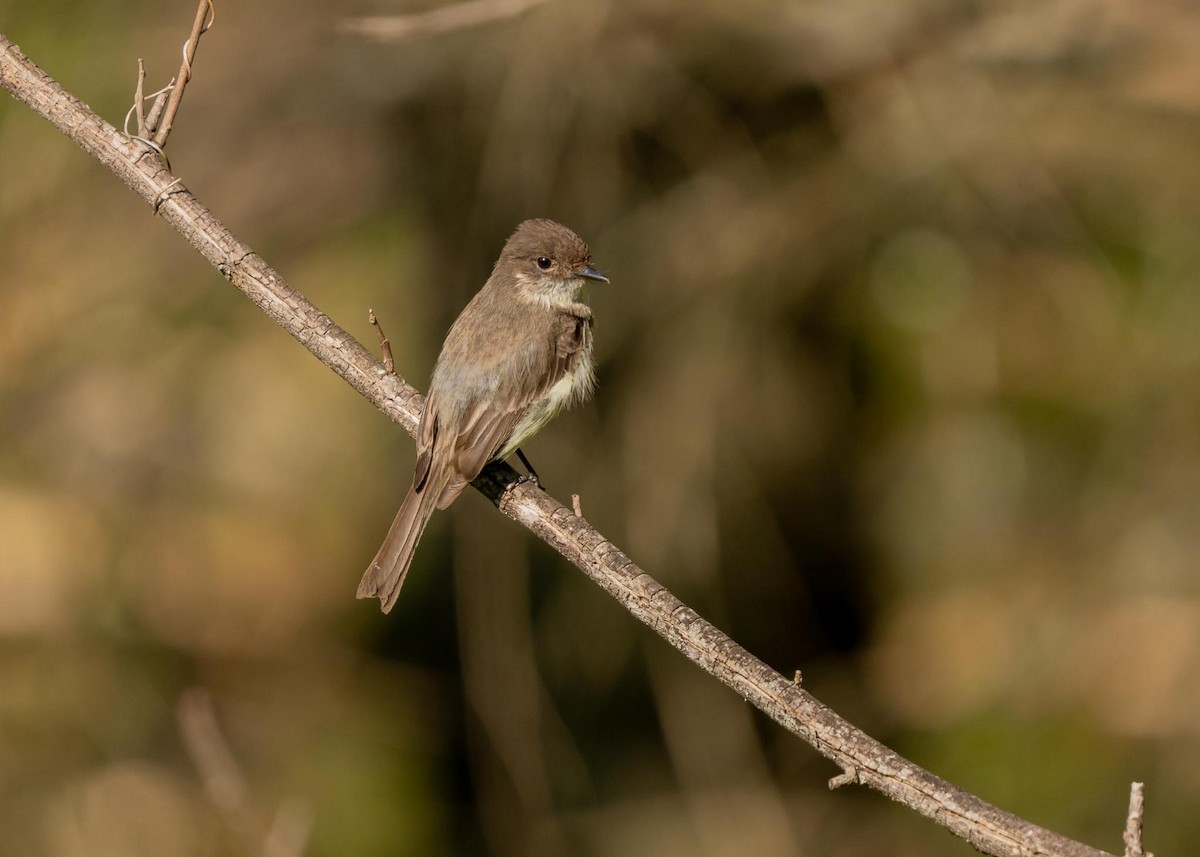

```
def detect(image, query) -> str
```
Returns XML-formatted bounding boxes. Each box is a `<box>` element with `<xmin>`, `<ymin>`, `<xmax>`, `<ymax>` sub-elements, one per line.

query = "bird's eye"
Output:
<box><xmin>537</xmin><ymin>256</ymin><xmax>552</xmax><ymax>270</ymax></box>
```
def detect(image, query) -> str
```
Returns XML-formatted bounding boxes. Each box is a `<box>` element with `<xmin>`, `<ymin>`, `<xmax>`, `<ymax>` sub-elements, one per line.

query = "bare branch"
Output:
<box><xmin>179</xmin><ymin>688</ymin><xmax>314</xmax><ymax>857</ymax></box>
<box><xmin>123</xmin><ymin>1</ymin><xmax>215</xmax><ymax>143</ymax></box>
<box><xmin>133</xmin><ymin>57</ymin><xmax>145</xmax><ymax>134</ymax></box>
<box><xmin>152</xmin><ymin>0</ymin><xmax>215</xmax><ymax>146</ymax></box>
<box><xmin>143</xmin><ymin>81</ymin><xmax>170</xmax><ymax>137</ymax></box>
<box><xmin>369</xmin><ymin>308</ymin><xmax>395</xmax><ymax>375</ymax></box>
<box><xmin>0</xmin><ymin>33</ymin><xmax>1125</xmax><ymax>857</ymax></box>
<box><xmin>178</xmin><ymin>688</ymin><xmax>253</xmax><ymax>820</ymax></box>
<box><xmin>1122</xmin><ymin>782</ymin><xmax>1151</xmax><ymax>857</ymax></box>
<box><xmin>828</xmin><ymin>766</ymin><xmax>859</xmax><ymax>790</ymax></box>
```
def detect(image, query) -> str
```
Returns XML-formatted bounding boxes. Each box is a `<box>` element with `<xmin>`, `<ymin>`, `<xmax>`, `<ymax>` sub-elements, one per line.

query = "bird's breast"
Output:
<box><xmin>497</xmin><ymin>340</ymin><xmax>594</xmax><ymax>460</ymax></box>
<box><xmin>545</xmin><ymin>366</ymin><xmax>585</xmax><ymax>412</ymax></box>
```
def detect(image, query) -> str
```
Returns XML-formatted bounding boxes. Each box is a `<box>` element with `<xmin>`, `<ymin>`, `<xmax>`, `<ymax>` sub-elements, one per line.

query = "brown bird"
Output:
<box><xmin>358</xmin><ymin>219</ymin><xmax>607</xmax><ymax>613</ymax></box>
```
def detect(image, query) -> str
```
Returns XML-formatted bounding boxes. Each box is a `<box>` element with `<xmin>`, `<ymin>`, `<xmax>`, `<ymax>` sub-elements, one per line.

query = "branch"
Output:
<box><xmin>0</xmin><ymin>33</ymin><xmax>1124</xmax><ymax>857</ymax></box>
<box><xmin>1123</xmin><ymin>783</ymin><xmax>1151</xmax><ymax>857</ymax></box>
<box><xmin>179</xmin><ymin>688</ymin><xmax>313</xmax><ymax>857</ymax></box>
<box><xmin>339</xmin><ymin>0</ymin><xmax>553</xmax><ymax>43</ymax></box>
<box><xmin>154</xmin><ymin>0</ymin><xmax>215</xmax><ymax>146</ymax></box>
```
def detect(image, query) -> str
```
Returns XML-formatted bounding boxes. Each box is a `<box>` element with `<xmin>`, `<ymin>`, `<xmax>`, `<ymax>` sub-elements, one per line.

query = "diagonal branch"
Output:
<box><xmin>0</xmin><ymin>33</ymin><xmax>1123</xmax><ymax>857</ymax></box>
<box><xmin>179</xmin><ymin>688</ymin><xmax>314</xmax><ymax>857</ymax></box>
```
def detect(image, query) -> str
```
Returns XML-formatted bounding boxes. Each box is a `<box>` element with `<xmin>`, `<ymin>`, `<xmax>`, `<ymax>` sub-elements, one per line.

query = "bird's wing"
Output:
<box><xmin>410</xmin><ymin>395</ymin><xmax>439</xmax><ymax>493</ymax></box>
<box><xmin>432</xmin><ymin>309</ymin><xmax>591</xmax><ymax>508</ymax></box>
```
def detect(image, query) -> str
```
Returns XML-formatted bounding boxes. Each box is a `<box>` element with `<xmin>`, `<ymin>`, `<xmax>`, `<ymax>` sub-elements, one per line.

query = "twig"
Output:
<box><xmin>368</xmin><ymin>308</ymin><xmax>395</xmax><ymax>374</ymax></box>
<box><xmin>0</xmin><ymin>34</ymin><xmax>1121</xmax><ymax>857</ymax></box>
<box><xmin>571</xmin><ymin>493</ymin><xmax>583</xmax><ymax>517</ymax></box>
<box><xmin>134</xmin><ymin>57</ymin><xmax>146</xmax><ymax>135</ymax></box>
<box><xmin>340</xmin><ymin>0</ymin><xmax>553</xmax><ymax>43</ymax></box>
<box><xmin>828</xmin><ymin>766</ymin><xmax>859</xmax><ymax>790</ymax></box>
<box><xmin>123</xmin><ymin>76</ymin><xmax>171</xmax><ymax>139</ymax></box>
<box><xmin>178</xmin><ymin>688</ymin><xmax>252</xmax><ymax>819</ymax></box>
<box><xmin>152</xmin><ymin>0</ymin><xmax>215</xmax><ymax>146</ymax></box>
<box><xmin>143</xmin><ymin>80</ymin><xmax>170</xmax><ymax>137</ymax></box>
<box><xmin>178</xmin><ymin>688</ymin><xmax>313</xmax><ymax>857</ymax></box>
<box><xmin>264</xmin><ymin>798</ymin><xmax>315</xmax><ymax>857</ymax></box>
<box><xmin>1122</xmin><ymin>782</ymin><xmax>1150</xmax><ymax>857</ymax></box>
<box><xmin>123</xmin><ymin>0</ymin><xmax>215</xmax><ymax>144</ymax></box>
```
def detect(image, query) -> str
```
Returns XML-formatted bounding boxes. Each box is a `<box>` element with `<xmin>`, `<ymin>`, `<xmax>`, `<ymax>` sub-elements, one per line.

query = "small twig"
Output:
<box><xmin>264</xmin><ymin>797</ymin><xmax>315</xmax><ymax>857</ymax></box>
<box><xmin>143</xmin><ymin>81</ymin><xmax>171</xmax><ymax>135</ymax></box>
<box><xmin>571</xmin><ymin>493</ymin><xmax>583</xmax><ymax>517</ymax></box>
<box><xmin>1122</xmin><ymin>782</ymin><xmax>1150</xmax><ymax>857</ymax></box>
<box><xmin>134</xmin><ymin>58</ymin><xmax>146</xmax><ymax>135</ymax></box>
<box><xmin>123</xmin><ymin>0</ymin><xmax>212</xmax><ymax>147</ymax></box>
<box><xmin>178</xmin><ymin>688</ymin><xmax>313</xmax><ymax>857</ymax></box>
<box><xmin>829</xmin><ymin>766</ymin><xmax>859</xmax><ymax>790</ymax></box>
<box><xmin>123</xmin><ymin>76</ymin><xmax>171</xmax><ymax>139</ymax></box>
<box><xmin>151</xmin><ymin>0</ymin><xmax>215</xmax><ymax>147</ymax></box>
<box><xmin>368</xmin><ymin>308</ymin><xmax>394</xmax><ymax>374</ymax></box>
<box><xmin>178</xmin><ymin>688</ymin><xmax>251</xmax><ymax>818</ymax></box>
<box><xmin>340</xmin><ymin>0</ymin><xmax>552</xmax><ymax>43</ymax></box>
<box><xmin>793</xmin><ymin>669</ymin><xmax>803</xmax><ymax>686</ymax></box>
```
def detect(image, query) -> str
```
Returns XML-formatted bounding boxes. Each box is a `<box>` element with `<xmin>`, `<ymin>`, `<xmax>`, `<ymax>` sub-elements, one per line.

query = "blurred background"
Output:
<box><xmin>2</xmin><ymin>0</ymin><xmax>1199</xmax><ymax>854</ymax></box>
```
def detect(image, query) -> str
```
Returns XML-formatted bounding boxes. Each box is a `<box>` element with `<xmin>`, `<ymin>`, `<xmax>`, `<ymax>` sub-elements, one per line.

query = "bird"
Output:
<box><xmin>358</xmin><ymin>219</ymin><xmax>607</xmax><ymax>613</ymax></box>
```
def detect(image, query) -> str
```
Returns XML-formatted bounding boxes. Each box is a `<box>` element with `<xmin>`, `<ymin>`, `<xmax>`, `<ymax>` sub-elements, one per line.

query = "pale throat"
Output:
<box><xmin>515</xmin><ymin>273</ymin><xmax>586</xmax><ymax>308</ymax></box>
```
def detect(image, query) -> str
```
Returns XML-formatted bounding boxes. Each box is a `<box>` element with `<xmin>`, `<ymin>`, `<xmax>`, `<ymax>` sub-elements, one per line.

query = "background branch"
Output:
<box><xmin>179</xmin><ymin>688</ymin><xmax>313</xmax><ymax>857</ymax></box>
<box><xmin>339</xmin><ymin>0</ymin><xmax>553</xmax><ymax>43</ymax></box>
<box><xmin>0</xmin><ymin>32</ymin><xmax>1127</xmax><ymax>857</ymax></box>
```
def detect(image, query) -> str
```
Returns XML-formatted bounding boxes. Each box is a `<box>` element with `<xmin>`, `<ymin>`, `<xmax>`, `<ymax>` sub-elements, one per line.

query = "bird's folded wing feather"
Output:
<box><xmin>429</xmin><ymin>310</ymin><xmax>589</xmax><ymax>508</ymax></box>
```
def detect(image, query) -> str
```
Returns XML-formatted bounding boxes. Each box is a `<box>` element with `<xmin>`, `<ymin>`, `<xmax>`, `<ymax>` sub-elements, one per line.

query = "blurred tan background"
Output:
<box><xmin>2</xmin><ymin>0</ymin><xmax>1200</xmax><ymax>854</ymax></box>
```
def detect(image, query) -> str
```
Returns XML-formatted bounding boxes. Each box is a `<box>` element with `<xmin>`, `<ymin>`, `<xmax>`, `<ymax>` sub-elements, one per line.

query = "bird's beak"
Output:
<box><xmin>575</xmin><ymin>265</ymin><xmax>609</xmax><ymax>283</ymax></box>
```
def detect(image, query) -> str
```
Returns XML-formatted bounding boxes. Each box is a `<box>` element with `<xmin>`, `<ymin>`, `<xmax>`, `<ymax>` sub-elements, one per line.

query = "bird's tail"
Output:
<box><xmin>357</xmin><ymin>472</ymin><xmax>445</xmax><ymax>613</ymax></box>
